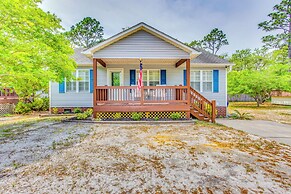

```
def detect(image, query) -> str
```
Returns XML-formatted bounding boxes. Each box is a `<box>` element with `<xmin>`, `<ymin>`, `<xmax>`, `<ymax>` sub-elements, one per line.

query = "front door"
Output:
<box><xmin>107</xmin><ymin>68</ymin><xmax>124</xmax><ymax>86</ymax></box>
<box><xmin>111</xmin><ymin>72</ymin><xmax>121</xmax><ymax>86</ymax></box>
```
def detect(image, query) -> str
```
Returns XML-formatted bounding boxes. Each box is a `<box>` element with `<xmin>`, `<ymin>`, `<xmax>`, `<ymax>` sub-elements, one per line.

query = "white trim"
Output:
<box><xmin>107</xmin><ymin>68</ymin><xmax>124</xmax><ymax>86</ymax></box>
<box><xmin>191</xmin><ymin>63</ymin><xmax>234</xmax><ymax>67</ymax></box>
<box><xmin>49</xmin><ymin>81</ymin><xmax>52</xmax><ymax>108</ymax></box>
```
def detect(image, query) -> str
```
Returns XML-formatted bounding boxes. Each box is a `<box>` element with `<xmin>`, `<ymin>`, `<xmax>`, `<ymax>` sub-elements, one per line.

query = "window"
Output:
<box><xmin>190</xmin><ymin>71</ymin><xmax>200</xmax><ymax>91</ymax></box>
<box><xmin>136</xmin><ymin>69</ymin><xmax>160</xmax><ymax>86</ymax></box>
<box><xmin>190</xmin><ymin>70</ymin><xmax>213</xmax><ymax>92</ymax></box>
<box><xmin>66</xmin><ymin>70</ymin><xmax>89</xmax><ymax>93</ymax></box>
<box><xmin>202</xmin><ymin>71</ymin><xmax>212</xmax><ymax>92</ymax></box>
<box><xmin>66</xmin><ymin>72</ymin><xmax>76</xmax><ymax>92</ymax></box>
<box><xmin>78</xmin><ymin>70</ymin><xmax>89</xmax><ymax>92</ymax></box>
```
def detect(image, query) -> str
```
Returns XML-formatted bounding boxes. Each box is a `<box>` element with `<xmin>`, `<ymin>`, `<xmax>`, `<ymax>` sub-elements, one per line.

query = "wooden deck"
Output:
<box><xmin>94</xmin><ymin>86</ymin><xmax>189</xmax><ymax>111</ymax></box>
<box><xmin>93</xmin><ymin>85</ymin><xmax>216</xmax><ymax>122</ymax></box>
<box><xmin>0</xmin><ymin>88</ymin><xmax>18</xmax><ymax>104</ymax></box>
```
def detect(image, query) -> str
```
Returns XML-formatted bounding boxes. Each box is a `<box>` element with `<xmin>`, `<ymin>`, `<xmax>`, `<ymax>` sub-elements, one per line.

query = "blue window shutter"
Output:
<box><xmin>90</xmin><ymin>69</ymin><xmax>93</xmax><ymax>93</ymax></box>
<box><xmin>59</xmin><ymin>81</ymin><xmax>65</xmax><ymax>93</ymax></box>
<box><xmin>183</xmin><ymin>70</ymin><xmax>187</xmax><ymax>86</ymax></box>
<box><xmin>213</xmin><ymin>70</ymin><xmax>219</xmax><ymax>93</ymax></box>
<box><xmin>160</xmin><ymin>70</ymin><xmax>166</xmax><ymax>85</ymax></box>
<box><xmin>130</xmin><ymin>70</ymin><xmax>136</xmax><ymax>85</ymax></box>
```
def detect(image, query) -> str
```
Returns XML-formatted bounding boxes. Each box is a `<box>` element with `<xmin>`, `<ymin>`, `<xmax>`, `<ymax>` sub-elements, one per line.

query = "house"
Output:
<box><xmin>49</xmin><ymin>22</ymin><xmax>233</xmax><ymax>122</ymax></box>
<box><xmin>271</xmin><ymin>90</ymin><xmax>291</xmax><ymax>106</ymax></box>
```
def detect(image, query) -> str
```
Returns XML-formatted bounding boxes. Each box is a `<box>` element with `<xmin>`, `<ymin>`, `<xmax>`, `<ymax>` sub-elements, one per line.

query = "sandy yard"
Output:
<box><xmin>0</xmin><ymin>120</ymin><xmax>290</xmax><ymax>193</ymax></box>
<box><xmin>228</xmin><ymin>102</ymin><xmax>291</xmax><ymax>125</ymax></box>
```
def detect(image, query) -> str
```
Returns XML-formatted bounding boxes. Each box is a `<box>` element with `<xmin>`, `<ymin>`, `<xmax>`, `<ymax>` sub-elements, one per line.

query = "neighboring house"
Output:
<box><xmin>49</xmin><ymin>22</ymin><xmax>233</xmax><ymax>122</ymax></box>
<box><xmin>271</xmin><ymin>90</ymin><xmax>291</xmax><ymax>106</ymax></box>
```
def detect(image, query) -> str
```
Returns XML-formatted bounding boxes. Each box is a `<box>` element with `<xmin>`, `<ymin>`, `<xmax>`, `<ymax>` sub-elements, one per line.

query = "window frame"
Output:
<box><xmin>65</xmin><ymin>69</ymin><xmax>90</xmax><ymax>93</ymax></box>
<box><xmin>136</xmin><ymin>69</ymin><xmax>160</xmax><ymax>86</ymax></box>
<box><xmin>190</xmin><ymin>70</ymin><xmax>213</xmax><ymax>93</ymax></box>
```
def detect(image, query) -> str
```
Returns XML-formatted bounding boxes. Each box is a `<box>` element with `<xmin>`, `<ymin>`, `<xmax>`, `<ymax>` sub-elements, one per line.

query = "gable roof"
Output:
<box><xmin>83</xmin><ymin>22</ymin><xmax>200</xmax><ymax>59</ymax></box>
<box><xmin>72</xmin><ymin>48</ymin><xmax>92</xmax><ymax>65</ymax></box>
<box><xmin>191</xmin><ymin>48</ymin><xmax>232</xmax><ymax>64</ymax></box>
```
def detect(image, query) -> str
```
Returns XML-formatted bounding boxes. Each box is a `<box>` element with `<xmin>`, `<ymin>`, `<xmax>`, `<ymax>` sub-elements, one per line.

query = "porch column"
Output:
<box><xmin>186</xmin><ymin>59</ymin><xmax>191</xmax><ymax>119</ymax></box>
<box><xmin>93</xmin><ymin>58</ymin><xmax>97</xmax><ymax>118</ymax></box>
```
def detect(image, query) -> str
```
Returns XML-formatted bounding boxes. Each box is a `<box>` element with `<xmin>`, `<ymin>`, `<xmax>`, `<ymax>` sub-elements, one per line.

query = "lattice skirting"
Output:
<box><xmin>96</xmin><ymin>111</ymin><xmax>186</xmax><ymax>120</ymax></box>
<box><xmin>0</xmin><ymin>104</ymin><xmax>15</xmax><ymax>115</ymax></box>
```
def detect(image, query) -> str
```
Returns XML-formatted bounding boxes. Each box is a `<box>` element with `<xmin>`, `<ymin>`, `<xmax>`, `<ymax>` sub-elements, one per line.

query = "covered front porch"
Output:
<box><xmin>92</xmin><ymin>58</ymin><xmax>216</xmax><ymax>122</ymax></box>
<box><xmin>92</xmin><ymin>58</ymin><xmax>192</xmax><ymax>117</ymax></box>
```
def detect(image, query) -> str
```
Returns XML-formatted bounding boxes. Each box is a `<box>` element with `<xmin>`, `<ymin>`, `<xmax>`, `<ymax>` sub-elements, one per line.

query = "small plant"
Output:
<box><xmin>154</xmin><ymin>116</ymin><xmax>159</xmax><ymax>121</ymax></box>
<box><xmin>52</xmin><ymin>107</ymin><xmax>58</xmax><ymax>114</ymax></box>
<box><xmin>229</xmin><ymin>110</ymin><xmax>254</xmax><ymax>120</ymax></box>
<box><xmin>114</xmin><ymin>112</ymin><xmax>121</xmax><ymax>120</ymax></box>
<box><xmin>2</xmin><ymin>113</ymin><xmax>12</xmax><ymax>117</ymax></box>
<box><xmin>84</xmin><ymin>108</ymin><xmax>93</xmax><ymax>117</ymax></box>
<box><xmin>52</xmin><ymin>141</ymin><xmax>56</xmax><ymax>149</ymax></box>
<box><xmin>73</xmin><ymin>108</ymin><xmax>82</xmax><ymax>113</ymax></box>
<box><xmin>170</xmin><ymin>112</ymin><xmax>181</xmax><ymax>120</ymax></box>
<box><xmin>132</xmin><ymin>112</ymin><xmax>142</xmax><ymax>121</ymax></box>
<box><xmin>75</xmin><ymin>109</ymin><xmax>93</xmax><ymax>120</ymax></box>
<box><xmin>76</xmin><ymin>113</ymin><xmax>88</xmax><ymax>120</ymax></box>
<box><xmin>14</xmin><ymin>102</ymin><xmax>32</xmax><ymax>114</ymax></box>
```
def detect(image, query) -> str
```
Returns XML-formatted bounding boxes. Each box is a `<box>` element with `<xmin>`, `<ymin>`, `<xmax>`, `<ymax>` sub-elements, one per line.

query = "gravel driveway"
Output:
<box><xmin>217</xmin><ymin>119</ymin><xmax>291</xmax><ymax>146</ymax></box>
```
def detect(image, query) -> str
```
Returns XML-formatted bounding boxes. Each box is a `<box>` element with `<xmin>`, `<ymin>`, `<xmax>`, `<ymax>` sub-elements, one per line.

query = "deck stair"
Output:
<box><xmin>189</xmin><ymin>87</ymin><xmax>216</xmax><ymax>123</ymax></box>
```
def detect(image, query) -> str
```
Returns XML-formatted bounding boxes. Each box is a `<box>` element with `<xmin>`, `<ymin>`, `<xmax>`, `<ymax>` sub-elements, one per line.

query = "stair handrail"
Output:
<box><xmin>189</xmin><ymin>87</ymin><xmax>216</xmax><ymax>122</ymax></box>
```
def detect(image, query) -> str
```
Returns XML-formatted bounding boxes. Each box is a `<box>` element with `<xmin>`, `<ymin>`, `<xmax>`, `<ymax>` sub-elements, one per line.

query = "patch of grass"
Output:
<box><xmin>229</xmin><ymin>110</ymin><xmax>254</xmax><ymax>120</ymax></box>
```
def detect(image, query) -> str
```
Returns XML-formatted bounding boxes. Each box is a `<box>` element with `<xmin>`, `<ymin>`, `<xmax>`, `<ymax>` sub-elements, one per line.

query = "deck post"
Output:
<box><xmin>93</xmin><ymin>58</ymin><xmax>97</xmax><ymax>118</ymax></box>
<box><xmin>140</xmin><ymin>86</ymin><xmax>144</xmax><ymax>105</ymax></box>
<box><xmin>211</xmin><ymin>100</ymin><xmax>216</xmax><ymax>123</ymax></box>
<box><xmin>186</xmin><ymin>59</ymin><xmax>191</xmax><ymax>119</ymax></box>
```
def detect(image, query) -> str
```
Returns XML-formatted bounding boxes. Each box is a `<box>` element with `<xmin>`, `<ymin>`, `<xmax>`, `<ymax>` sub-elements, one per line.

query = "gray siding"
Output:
<box><xmin>50</xmin><ymin>65</ymin><xmax>227</xmax><ymax>108</ymax></box>
<box><xmin>50</xmin><ymin>66</ymin><xmax>106</xmax><ymax>107</ymax></box>
<box><xmin>93</xmin><ymin>30</ymin><xmax>189</xmax><ymax>59</ymax></box>
<box><xmin>190</xmin><ymin>67</ymin><xmax>227</xmax><ymax>107</ymax></box>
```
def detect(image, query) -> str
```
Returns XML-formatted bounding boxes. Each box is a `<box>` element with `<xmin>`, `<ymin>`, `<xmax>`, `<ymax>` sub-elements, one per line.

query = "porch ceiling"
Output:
<box><xmin>100</xmin><ymin>58</ymin><xmax>182</xmax><ymax>65</ymax></box>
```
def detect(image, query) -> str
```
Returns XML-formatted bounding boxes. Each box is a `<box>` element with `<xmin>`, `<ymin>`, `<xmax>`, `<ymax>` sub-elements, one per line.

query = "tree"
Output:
<box><xmin>228</xmin><ymin>47</ymin><xmax>291</xmax><ymax>106</ymax></box>
<box><xmin>258</xmin><ymin>0</ymin><xmax>291</xmax><ymax>59</ymax></box>
<box><xmin>188</xmin><ymin>28</ymin><xmax>229</xmax><ymax>54</ymax></box>
<box><xmin>202</xmin><ymin>28</ymin><xmax>229</xmax><ymax>54</ymax></box>
<box><xmin>188</xmin><ymin>40</ymin><xmax>203</xmax><ymax>49</ymax></box>
<box><xmin>65</xmin><ymin>17</ymin><xmax>104</xmax><ymax>48</ymax></box>
<box><xmin>0</xmin><ymin>0</ymin><xmax>76</xmax><ymax>102</ymax></box>
<box><xmin>229</xmin><ymin>48</ymin><xmax>271</xmax><ymax>71</ymax></box>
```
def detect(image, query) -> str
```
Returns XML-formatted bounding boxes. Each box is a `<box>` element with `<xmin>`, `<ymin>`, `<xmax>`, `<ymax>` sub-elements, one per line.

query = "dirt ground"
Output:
<box><xmin>0</xmin><ymin>120</ymin><xmax>290</xmax><ymax>193</ymax></box>
<box><xmin>228</xmin><ymin>102</ymin><xmax>291</xmax><ymax>124</ymax></box>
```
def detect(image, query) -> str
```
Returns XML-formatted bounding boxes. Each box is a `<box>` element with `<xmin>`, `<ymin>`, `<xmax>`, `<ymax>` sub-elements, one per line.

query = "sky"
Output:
<box><xmin>40</xmin><ymin>0</ymin><xmax>281</xmax><ymax>55</ymax></box>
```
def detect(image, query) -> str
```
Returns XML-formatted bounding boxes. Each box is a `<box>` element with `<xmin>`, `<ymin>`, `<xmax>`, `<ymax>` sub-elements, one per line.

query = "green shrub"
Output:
<box><xmin>84</xmin><ymin>108</ymin><xmax>93</xmax><ymax>117</ymax></box>
<box><xmin>52</xmin><ymin>107</ymin><xmax>58</xmax><ymax>114</ymax></box>
<box><xmin>229</xmin><ymin>110</ymin><xmax>254</xmax><ymax>120</ymax></box>
<box><xmin>14</xmin><ymin>102</ymin><xmax>32</xmax><ymax>114</ymax></box>
<box><xmin>42</xmin><ymin>98</ymin><xmax>49</xmax><ymax>111</ymax></box>
<box><xmin>154</xmin><ymin>116</ymin><xmax>159</xmax><ymax>121</ymax></box>
<box><xmin>132</xmin><ymin>112</ymin><xmax>142</xmax><ymax>121</ymax></box>
<box><xmin>31</xmin><ymin>98</ymin><xmax>49</xmax><ymax>111</ymax></box>
<box><xmin>170</xmin><ymin>112</ymin><xmax>181</xmax><ymax>120</ymax></box>
<box><xmin>76</xmin><ymin>113</ymin><xmax>88</xmax><ymax>120</ymax></box>
<box><xmin>1</xmin><ymin>113</ymin><xmax>12</xmax><ymax>117</ymax></box>
<box><xmin>73</xmin><ymin>108</ymin><xmax>82</xmax><ymax>113</ymax></box>
<box><xmin>76</xmin><ymin>109</ymin><xmax>93</xmax><ymax>120</ymax></box>
<box><xmin>114</xmin><ymin>112</ymin><xmax>121</xmax><ymax>120</ymax></box>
